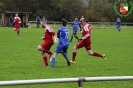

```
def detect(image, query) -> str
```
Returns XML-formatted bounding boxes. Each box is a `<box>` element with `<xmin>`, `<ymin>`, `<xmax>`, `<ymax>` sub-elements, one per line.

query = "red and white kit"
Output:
<box><xmin>14</xmin><ymin>17</ymin><xmax>21</xmax><ymax>30</ymax></box>
<box><xmin>40</xmin><ymin>26</ymin><xmax>56</xmax><ymax>53</ymax></box>
<box><xmin>76</xmin><ymin>24</ymin><xmax>92</xmax><ymax>50</ymax></box>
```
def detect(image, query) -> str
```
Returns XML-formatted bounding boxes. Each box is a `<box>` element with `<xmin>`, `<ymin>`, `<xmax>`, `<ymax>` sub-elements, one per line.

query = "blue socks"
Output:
<box><xmin>51</xmin><ymin>57</ymin><xmax>56</xmax><ymax>68</ymax></box>
<box><xmin>51</xmin><ymin>54</ymin><xmax>69</xmax><ymax>68</ymax></box>
<box><xmin>63</xmin><ymin>54</ymin><xmax>70</xmax><ymax>62</ymax></box>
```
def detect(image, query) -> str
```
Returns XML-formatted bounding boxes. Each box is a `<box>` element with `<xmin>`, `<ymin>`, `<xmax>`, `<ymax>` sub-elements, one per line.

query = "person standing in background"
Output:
<box><xmin>36</xmin><ymin>16</ymin><xmax>41</xmax><ymax>28</ymax></box>
<box><xmin>10</xmin><ymin>15</ymin><xmax>14</xmax><ymax>27</ymax></box>
<box><xmin>116</xmin><ymin>17</ymin><xmax>121</xmax><ymax>32</ymax></box>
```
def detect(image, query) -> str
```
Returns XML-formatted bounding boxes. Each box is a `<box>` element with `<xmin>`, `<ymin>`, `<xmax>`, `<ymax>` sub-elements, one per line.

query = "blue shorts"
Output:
<box><xmin>55</xmin><ymin>43</ymin><xmax>69</xmax><ymax>53</ymax></box>
<box><xmin>73</xmin><ymin>28</ymin><xmax>78</xmax><ymax>35</ymax></box>
<box><xmin>117</xmin><ymin>25</ymin><xmax>121</xmax><ymax>29</ymax></box>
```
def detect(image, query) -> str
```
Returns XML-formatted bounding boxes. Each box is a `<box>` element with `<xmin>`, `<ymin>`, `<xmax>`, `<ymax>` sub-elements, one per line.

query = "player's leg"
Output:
<box><xmin>17</xmin><ymin>28</ymin><xmax>20</xmax><ymax>36</ymax></box>
<box><xmin>87</xmin><ymin>50</ymin><xmax>106</xmax><ymax>60</ymax></box>
<box><xmin>118</xmin><ymin>25</ymin><xmax>121</xmax><ymax>32</ymax></box>
<box><xmin>51</xmin><ymin>52</ymin><xmax>58</xmax><ymax>68</ymax></box>
<box><xmin>47</xmin><ymin>52</ymin><xmax>52</xmax><ymax>59</ymax></box>
<box><xmin>51</xmin><ymin>44</ymin><xmax>62</xmax><ymax>68</ymax></box>
<box><xmin>74</xmin><ymin>34</ymin><xmax>79</xmax><ymax>42</ymax></box>
<box><xmin>62</xmin><ymin>45</ymin><xmax>70</xmax><ymax>66</ymax></box>
<box><xmin>71</xmin><ymin>40</ymin><xmax>84</xmax><ymax>63</ymax></box>
<box><xmin>41</xmin><ymin>51</ymin><xmax>48</xmax><ymax>66</ymax></box>
<box><xmin>37</xmin><ymin>45</ymin><xmax>49</xmax><ymax>66</ymax></box>
<box><xmin>46</xmin><ymin>42</ymin><xmax>54</xmax><ymax>59</ymax></box>
<box><xmin>71</xmin><ymin>46</ymin><xmax>78</xmax><ymax>63</ymax></box>
<box><xmin>14</xmin><ymin>28</ymin><xmax>17</xmax><ymax>31</ymax></box>
<box><xmin>117</xmin><ymin>25</ymin><xmax>121</xmax><ymax>32</ymax></box>
<box><xmin>69</xmin><ymin>34</ymin><xmax>73</xmax><ymax>42</ymax></box>
<box><xmin>85</xmin><ymin>41</ymin><xmax>106</xmax><ymax>60</ymax></box>
<box><xmin>14</xmin><ymin>25</ymin><xmax>17</xmax><ymax>31</ymax></box>
<box><xmin>73</xmin><ymin>29</ymin><xmax>79</xmax><ymax>41</ymax></box>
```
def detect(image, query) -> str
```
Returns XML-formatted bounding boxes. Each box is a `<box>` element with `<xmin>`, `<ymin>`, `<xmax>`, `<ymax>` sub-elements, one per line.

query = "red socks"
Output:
<box><xmin>93</xmin><ymin>52</ymin><xmax>102</xmax><ymax>57</ymax></box>
<box><xmin>17</xmin><ymin>29</ymin><xmax>20</xmax><ymax>35</ymax></box>
<box><xmin>47</xmin><ymin>52</ymin><xmax>52</xmax><ymax>59</ymax></box>
<box><xmin>43</xmin><ymin>56</ymin><xmax>48</xmax><ymax>65</ymax></box>
<box><xmin>72</xmin><ymin>51</ymin><xmax>77</xmax><ymax>61</ymax></box>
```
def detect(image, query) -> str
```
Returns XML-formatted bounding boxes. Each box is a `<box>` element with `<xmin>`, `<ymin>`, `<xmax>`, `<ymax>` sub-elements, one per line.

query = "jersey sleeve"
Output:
<box><xmin>47</xmin><ymin>27</ymin><xmax>56</xmax><ymax>36</ymax></box>
<box><xmin>72</xmin><ymin>22</ymin><xmax>74</xmax><ymax>26</ymax></box>
<box><xmin>18</xmin><ymin>17</ymin><xmax>21</xmax><ymax>23</ymax></box>
<box><xmin>57</xmin><ymin>29</ymin><xmax>61</xmax><ymax>38</ymax></box>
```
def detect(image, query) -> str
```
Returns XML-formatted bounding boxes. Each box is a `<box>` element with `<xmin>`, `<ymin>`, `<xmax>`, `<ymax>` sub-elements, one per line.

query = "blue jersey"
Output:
<box><xmin>117</xmin><ymin>19</ymin><xmax>121</xmax><ymax>25</ymax></box>
<box><xmin>55</xmin><ymin>27</ymin><xmax>69</xmax><ymax>53</ymax></box>
<box><xmin>57</xmin><ymin>27</ymin><xmax>69</xmax><ymax>44</ymax></box>
<box><xmin>72</xmin><ymin>21</ymin><xmax>80</xmax><ymax>30</ymax></box>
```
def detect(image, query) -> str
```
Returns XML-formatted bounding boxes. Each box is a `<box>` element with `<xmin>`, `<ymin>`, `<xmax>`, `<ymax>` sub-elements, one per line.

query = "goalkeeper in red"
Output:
<box><xmin>37</xmin><ymin>18</ymin><xmax>58</xmax><ymax>67</ymax></box>
<box><xmin>70</xmin><ymin>18</ymin><xmax>106</xmax><ymax>63</ymax></box>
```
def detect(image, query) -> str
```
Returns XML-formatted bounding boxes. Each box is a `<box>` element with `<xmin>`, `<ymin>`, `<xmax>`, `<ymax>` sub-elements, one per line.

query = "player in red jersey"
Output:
<box><xmin>37</xmin><ymin>18</ymin><xmax>58</xmax><ymax>67</ymax></box>
<box><xmin>14</xmin><ymin>14</ymin><xmax>21</xmax><ymax>36</ymax></box>
<box><xmin>70</xmin><ymin>18</ymin><xmax>106</xmax><ymax>63</ymax></box>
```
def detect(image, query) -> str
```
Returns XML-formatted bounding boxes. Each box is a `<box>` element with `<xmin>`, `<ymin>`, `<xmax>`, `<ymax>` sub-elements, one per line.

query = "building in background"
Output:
<box><xmin>0</xmin><ymin>11</ymin><xmax>32</xmax><ymax>27</ymax></box>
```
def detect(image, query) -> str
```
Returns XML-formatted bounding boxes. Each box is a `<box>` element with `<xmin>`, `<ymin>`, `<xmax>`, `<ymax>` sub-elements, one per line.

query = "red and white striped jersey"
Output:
<box><xmin>82</xmin><ymin>24</ymin><xmax>92</xmax><ymax>41</ymax></box>
<box><xmin>14</xmin><ymin>17</ymin><xmax>21</xmax><ymax>25</ymax></box>
<box><xmin>44</xmin><ymin>26</ymin><xmax>56</xmax><ymax>42</ymax></box>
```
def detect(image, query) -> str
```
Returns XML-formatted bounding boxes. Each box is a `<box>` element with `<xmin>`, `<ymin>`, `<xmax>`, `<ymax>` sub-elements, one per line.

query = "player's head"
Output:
<box><xmin>75</xmin><ymin>17</ymin><xmax>78</xmax><ymax>21</ymax></box>
<box><xmin>41</xmin><ymin>18</ymin><xmax>47</xmax><ymax>27</ymax></box>
<box><xmin>82</xmin><ymin>18</ymin><xmax>89</xmax><ymax>26</ymax></box>
<box><xmin>61</xmin><ymin>19</ymin><xmax>68</xmax><ymax>26</ymax></box>
<box><xmin>117</xmin><ymin>17</ymin><xmax>120</xmax><ymax>20</ymax></box>
<box><xmin>15</xmin><ymin>14</ymin><xmax>18</xmax><ymax>17</ymax></box>
<box><xmin>81</xmin><ymin>16</ymin><xmax>84</xmax><ymax>18</ymax></box>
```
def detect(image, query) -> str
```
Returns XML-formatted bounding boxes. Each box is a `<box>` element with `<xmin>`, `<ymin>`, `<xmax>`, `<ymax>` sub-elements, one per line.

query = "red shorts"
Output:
<box><xmin>76</xmin><ymin>40</ymin><xmax>91</xmax><ymax>51</ymax></box>
<box><xmin>40</xmin><ymin>41</ymin><xmax>54</xmax><ymax>53</ymax></box>
<box><xmin>14</xmin><ymin>24</ymin><xmax>20</xmax><ymax>29</ymax></box>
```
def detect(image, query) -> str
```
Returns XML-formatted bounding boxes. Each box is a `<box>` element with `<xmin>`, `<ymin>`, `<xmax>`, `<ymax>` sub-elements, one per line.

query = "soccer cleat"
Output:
<box><xmin>67</xmin><ymin>61</ymin><xmax>71</xmax><ymax>66</ymax></box>
<box><xmin>44</xmin><ymin>64</ymin><xmax>48</xmax><ymax>67</ymax></box>
<box><xmin>102</xmin><ymin>54</ymin><xmax>106</xmax><ymax>60</ymax></box>
<box><xmin>47</xmin><ymin>53</ymin><xmax>52</xmax><ymax>59</ymax></box>
<box><xmin>70</xmin><ymin>60</ymin><xmax>75</xmax><ymax>63</ymax></box>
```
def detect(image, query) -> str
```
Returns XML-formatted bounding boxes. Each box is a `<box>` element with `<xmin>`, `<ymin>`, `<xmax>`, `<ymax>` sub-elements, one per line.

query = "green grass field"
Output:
<box><xmin>0</xmin><ymin>27</ymin><xmax>133</xmax><ymax>88</ymax></box>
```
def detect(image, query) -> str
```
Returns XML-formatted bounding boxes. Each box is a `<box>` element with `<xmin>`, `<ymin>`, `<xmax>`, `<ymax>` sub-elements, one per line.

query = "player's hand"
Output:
<box><xmin>54</xmin><ymin>36</ymin><xmax>58</xmax><ymax>43</ymax></box>
<box><xmin>41</xmin><ymin>37</ymin><xmax>45</xmax><ymax>40</ymax></box>
<box><xmin>80</xmin><ymin>31</ymin><xmax>83</xmax><ymax>33</ymax></box>
<box><xmin>79</xmin><ymin>38</ymin><xmax>83</xmax><ymax>41</ymax></box>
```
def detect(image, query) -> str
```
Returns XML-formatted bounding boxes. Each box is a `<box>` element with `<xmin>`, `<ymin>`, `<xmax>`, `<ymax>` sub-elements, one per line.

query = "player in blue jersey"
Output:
<box><xmin>116</xmin><ymin>18</ymin><xmax>121</xmax><ymax>32</ymax></box>
<box><xmin>51</xmin><ymin>19</ymin><xmax>71</xmax><ymax>68</ymax></box>
<box><xmin>69</xmin><ymin>17</ymin><xmax>81</xmax><ymax>42</ymax></box>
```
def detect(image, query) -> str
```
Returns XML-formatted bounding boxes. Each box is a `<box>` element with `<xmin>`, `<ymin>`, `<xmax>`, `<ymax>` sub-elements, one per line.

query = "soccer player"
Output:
<box><xmin>37</xmin><ymin>18</ymin><xmax>58</xmax><ymax>67</ymax></box>
<box><xmin>70</xmin><ymin>18</ymin><xmax>106</xmax><ymax>63</ymax></box>
<box><xmin>69</xmin><ymin>17</ymin><xmax>81</xmax><ymax>42</ymax></box>
<box><xmin>80</xmin><ymin>16</ymin><xmax>84</xmax><ymax>22</ymax></box>
<box><xmin>14</xmin><ymin>14</ymin><xmax>21</xmax><ymax>36</ymax></box>
<box><xmin>51</xmin><ymin>19</ymin><xmax>71</xmax><ymax>68</ymax></box>
<box><xmin>116</xmin><ymin>17</ymin><xmax>121</xmax><ymax>32</ymax></box>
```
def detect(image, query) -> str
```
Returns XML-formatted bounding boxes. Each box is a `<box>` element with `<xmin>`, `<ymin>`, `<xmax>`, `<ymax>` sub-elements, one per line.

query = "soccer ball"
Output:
<box><xmin>50</xmin><ymin>58</ymin><xmax>56</xmax><ymax>62</ymax></box>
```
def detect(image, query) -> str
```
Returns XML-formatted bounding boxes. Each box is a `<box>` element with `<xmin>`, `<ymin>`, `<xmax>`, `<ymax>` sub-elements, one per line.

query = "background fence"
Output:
<box><xmin>0</xmin><ymin>76</ymin><xmax>133</xmax><ymax>88</ymax></box>
<box><xmin>28</xmin><ymin>21</ymin><xmax>133</xmax><ymax>29</ymax></box>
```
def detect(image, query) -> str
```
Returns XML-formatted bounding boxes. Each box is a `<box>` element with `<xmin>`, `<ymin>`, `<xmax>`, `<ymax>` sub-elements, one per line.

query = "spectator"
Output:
<box><xmin>42</xmin><ymin>16</ymin><xmax>46</xmax><ymax>28</ymax></box>
<box><xmin>10</xmin><ymin>15</ymin><xmax>14</xmax><ymax>27</ymax></box>
<box><xmin>36</xmin><ymin>16</ymin><xmax>41</xmax><ymax>28</ymax></box>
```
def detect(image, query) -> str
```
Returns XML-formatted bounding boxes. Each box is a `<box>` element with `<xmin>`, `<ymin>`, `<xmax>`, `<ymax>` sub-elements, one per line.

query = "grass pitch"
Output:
<box><xmin>0</xmin><ymin>27</ymin><xmax>133</xmax><ymax>88</ymax></box>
